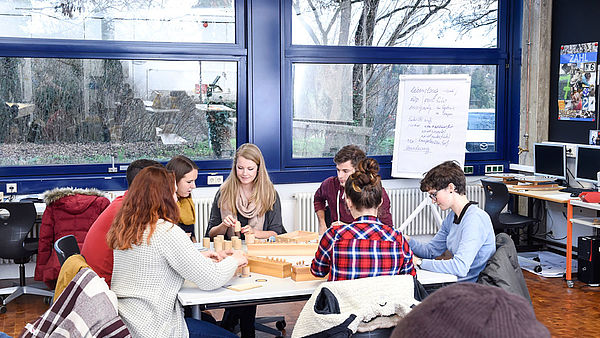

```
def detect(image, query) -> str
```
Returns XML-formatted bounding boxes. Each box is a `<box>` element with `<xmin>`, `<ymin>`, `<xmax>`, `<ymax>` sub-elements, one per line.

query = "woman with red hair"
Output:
<box><xmin>107</xmin><ymin>166</ymin><xmax>247</xmax><ymax>338</ymax></box>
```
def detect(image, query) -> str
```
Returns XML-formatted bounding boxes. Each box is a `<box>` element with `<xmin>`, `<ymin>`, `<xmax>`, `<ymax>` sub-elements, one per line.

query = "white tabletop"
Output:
<box><xmin>177</xmin><ymin>268</ymin><xmax>456</xmax><ymax>307</ymax></box>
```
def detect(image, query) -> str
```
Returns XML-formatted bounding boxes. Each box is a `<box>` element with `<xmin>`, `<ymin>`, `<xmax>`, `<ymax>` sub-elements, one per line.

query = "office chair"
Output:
<box><xmin>480</xmin><ymin>179</ymin><xmax>539</xmax><ymax>249</ymax></box>
<box><xmin>0</xmin><ymin>202</ymin><xmax>54</xmax><ymax>314</ymax></box>
<box><xmin>54</xmin><ymin>235</ymin><xmax>81</xmax><ymax>266</ymax></box>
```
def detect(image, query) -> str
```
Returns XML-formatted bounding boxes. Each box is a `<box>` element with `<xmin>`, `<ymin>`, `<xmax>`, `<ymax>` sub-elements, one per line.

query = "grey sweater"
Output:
<box><xmin>112</xmin><ymin>219</ymin><xmax>238</xmax><ymax>338</ymax></box>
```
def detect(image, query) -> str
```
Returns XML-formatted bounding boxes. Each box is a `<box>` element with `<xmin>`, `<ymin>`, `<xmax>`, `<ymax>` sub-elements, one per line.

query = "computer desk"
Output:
<box><xmin>507</xmin><ymin>186</ymin><xmax>578</xmax><ymax>286</ymax></box>
<box><xmin>178</xmin><ymin>269</ymin><xmax>457</xmax><ymax>319</ymax></box>
<box><xmin>566</xmin><ymin>199</ymin><xmax>600</xmax><ymax>287</ymax></box>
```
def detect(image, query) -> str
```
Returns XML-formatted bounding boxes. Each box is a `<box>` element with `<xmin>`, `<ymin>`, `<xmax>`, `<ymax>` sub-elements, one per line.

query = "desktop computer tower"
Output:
<box><xmin>578</xmin><ymin>236</ymin><xmax>600</xmax><ymax>285</ymax></box>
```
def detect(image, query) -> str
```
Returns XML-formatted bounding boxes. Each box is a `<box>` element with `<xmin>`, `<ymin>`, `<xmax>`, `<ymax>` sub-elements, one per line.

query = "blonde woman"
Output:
<box><xmin>206</xmin><ymin>143</ymin><xmax>286</xmax><ymax>240</ymax></box>
<box><xmin>205</xmin><ymin>143</ymin><xmax>286</xmax><ymax>338</ymax></box>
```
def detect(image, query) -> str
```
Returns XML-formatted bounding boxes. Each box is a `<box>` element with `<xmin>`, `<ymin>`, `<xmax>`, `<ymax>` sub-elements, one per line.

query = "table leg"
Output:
<box><xmin>191</xmin><ymin>305</ymin><xmax>201</xmax><ymax>319</ymax></box>
<box><xmin>566</xmin><ymin>200</ymin><xmax>574</xmax><ymax>288</ymax></box>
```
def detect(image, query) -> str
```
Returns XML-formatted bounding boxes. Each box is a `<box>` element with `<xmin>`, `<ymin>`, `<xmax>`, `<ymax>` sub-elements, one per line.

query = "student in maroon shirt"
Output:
<box><xmin>314</xmin><ymin>145</ymin><xmax>393</xmax><ymax>234</ymax></box>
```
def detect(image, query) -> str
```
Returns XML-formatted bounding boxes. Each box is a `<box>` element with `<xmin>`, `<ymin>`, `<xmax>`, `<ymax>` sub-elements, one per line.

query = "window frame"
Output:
<box><xmin>280</xmin><ymin>0</ymin><xmax>518</xmax><ymax>171</ymax></box>
<box><xmin>0</xmin><ymin>0</ymin><xmax>248</xmax><ymax>192</ymax></box>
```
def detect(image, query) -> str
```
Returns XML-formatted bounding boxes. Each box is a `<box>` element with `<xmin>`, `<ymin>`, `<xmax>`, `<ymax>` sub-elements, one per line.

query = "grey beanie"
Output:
<box><xmin>391</xmin><ymin>283</ymin><xmax>550</xmax><ymax>338</ymax></box>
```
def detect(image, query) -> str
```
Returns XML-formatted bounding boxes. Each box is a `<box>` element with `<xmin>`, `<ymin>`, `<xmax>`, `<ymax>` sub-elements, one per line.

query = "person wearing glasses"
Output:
<box><xmin>405</xmin><ymin>161</ymin><xmax>495</xmax><ymax>282</ymax></box>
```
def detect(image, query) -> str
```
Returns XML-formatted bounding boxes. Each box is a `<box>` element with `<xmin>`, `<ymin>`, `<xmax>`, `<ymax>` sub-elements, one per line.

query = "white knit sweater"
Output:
<box><xmin>112</xmin><ymin>219</ymin><xmax>238</xmax><ymax>338</ymax></box>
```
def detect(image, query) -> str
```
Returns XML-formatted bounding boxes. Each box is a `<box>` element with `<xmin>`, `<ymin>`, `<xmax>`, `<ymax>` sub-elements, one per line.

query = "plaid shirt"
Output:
<box><xmin>311</xmin><ymin>215</ymin><xmax>416</xmax><ymax>281</ymax></box>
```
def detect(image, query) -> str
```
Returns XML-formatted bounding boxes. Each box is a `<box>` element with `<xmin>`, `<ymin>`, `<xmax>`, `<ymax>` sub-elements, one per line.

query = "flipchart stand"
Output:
<box><xmin>399</xmin><ymin>197</ymin><xmax>443</xmax><ymax>233</ymax></box>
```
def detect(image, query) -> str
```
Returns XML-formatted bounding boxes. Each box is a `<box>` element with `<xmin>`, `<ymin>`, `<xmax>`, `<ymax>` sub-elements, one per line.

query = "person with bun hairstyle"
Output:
<box><xmin>407</xmin><ymin>161</ymin><xmax>495</xmax><ymax>282</ymax></box>
<box><xmin>166</xmin><ymin>155</ymin><xmax>199</xmax><ymax>240</ymax></box>
<box><xmin>108</xmin><ymin>166</ymin><xmax>247</xmax><ymax>338</ymax></box>
<box><xmin>311</xmin><ymin>158</ymin><xmax>416</xmax><ymax>281</ymax></box>
<box><xmin>314</xmin><ymin>144</ymin><xmax>394</xmax><ymax>234</ymax></box>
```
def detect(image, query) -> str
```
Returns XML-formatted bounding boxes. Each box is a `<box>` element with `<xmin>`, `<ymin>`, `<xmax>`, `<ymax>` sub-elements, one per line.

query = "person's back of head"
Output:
<box><xmin>334</xmin><ymin>145</ymin><xmax>366</xmax><ymax>167</ymax></box>
<box><xmin>126</xmin><ymin>159</ymin><xmax>162</xmax><ymax>186</ymax></box>
<box><xmin>391</xmin><ymin>283</ymin><xmax>550</xmax><ymax>338</ymax></box>
<box><xmin>420</xmin><ymin>160</ymin><xmax>466</xmax><ymax>195</ymax></box>
<box><xmin>344</xmin><ymin>158</ymin><xmax>382</xmax><ymax>211</ymax></box>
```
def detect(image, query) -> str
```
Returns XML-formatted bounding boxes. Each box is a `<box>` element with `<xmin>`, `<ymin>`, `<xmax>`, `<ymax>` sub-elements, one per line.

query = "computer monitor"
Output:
<box><xmin>533</xmin><ymin>143</ymin><xmax>566</xmax><ymax>180</ymax></box>
<box><xmin>575</xmin><ymin>145</ymin><xmax>600</xmax><ymax>184</ymax></box>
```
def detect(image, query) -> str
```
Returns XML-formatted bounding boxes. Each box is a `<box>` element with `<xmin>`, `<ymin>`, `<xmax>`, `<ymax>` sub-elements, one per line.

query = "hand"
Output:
<box><xmin>413</xmin><ymin>255</ymin><xmax>422</xmax><ymax>268</ymax></box>
<box><xmin>222</xmin><ymin>215</ymin><xmax>237</xmax><ymax>228</ymax></box>
<box><xmin>231</xmin><ymin>250</ymin><xmax>248</xmax><ymax>267</ymax></box>
<box><xmin>404</xmin><ymin>235</ymin><xmax>411</xmax><ymax>241</ymax></box>
<box><xmin>241</xmin><ymin>225</ymin><xmax>255</xmax><ymax>235</ymax></box>
<box><xmin>331</xmin><ymin>221</ymin><xmax>347</xmax><ymax>227</ymax></box>
<box><xmin>201</xmin><ymin>251</ymin><xmax>221</xmax><ymax>262</ymax></box>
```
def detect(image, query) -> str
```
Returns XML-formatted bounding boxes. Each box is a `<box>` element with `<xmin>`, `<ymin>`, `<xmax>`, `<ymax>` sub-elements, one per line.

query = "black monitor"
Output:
<box><xmin>575</xmin><ymin>145</ymin><xmax>600</xmax><ymax>183</ymax></box>
<box><xmin>533</xmin><ymin>143</ymin><xmax>566</xmax><ymax>180</ymax></box>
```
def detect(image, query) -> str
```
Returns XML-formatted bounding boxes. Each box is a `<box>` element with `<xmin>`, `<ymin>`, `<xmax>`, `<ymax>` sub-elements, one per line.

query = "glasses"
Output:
<box><xmin>429</xmin><ymin>189</ymin><xmax>443</xmax><ymax>201</ymax></box>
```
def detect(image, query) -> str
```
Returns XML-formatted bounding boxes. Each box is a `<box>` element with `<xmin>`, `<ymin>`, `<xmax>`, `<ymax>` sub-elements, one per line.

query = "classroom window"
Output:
<box><xmin>291</xmin><ymin>0</ymin><xmax>498</xmax><ymax>48</ymax></box>
<box><xmin>0</xmin><ymin>0</ymin><xmax>235</xmax><ymax>43</ymax></box>
<box><xmin>0</xmin><ymin>58</ymin><xmax>237</xmax><ymax>166</ymax></box>
<box><xmin>292</xmin><ymin>63</ymin><xmax>496</xmax><ymax>158</ymax></box>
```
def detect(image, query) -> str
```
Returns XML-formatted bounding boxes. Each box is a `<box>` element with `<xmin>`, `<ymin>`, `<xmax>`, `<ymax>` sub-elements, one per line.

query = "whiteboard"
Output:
<box><xmin>391</xmin><ymin>74</ymin><xmax>471</xmax><ymax>178</ymax></box>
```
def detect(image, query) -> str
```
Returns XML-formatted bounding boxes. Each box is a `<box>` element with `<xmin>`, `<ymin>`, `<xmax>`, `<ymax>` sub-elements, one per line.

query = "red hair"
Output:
<box><xmin>107</xmin><ymin>166</ymin><xmax>180</xmax><ymax>250</ymax></box>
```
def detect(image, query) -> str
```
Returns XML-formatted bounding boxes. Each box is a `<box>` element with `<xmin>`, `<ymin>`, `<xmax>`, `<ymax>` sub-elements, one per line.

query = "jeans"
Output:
<box><xmin>185</xmin><ymin>317</ymin><xmax>238</xmax><ymax>338</ymax></box>
<box><xmin>221</xmin><ymin>305</ymin><xmax>257</xmax><ymax>338</ymax></box>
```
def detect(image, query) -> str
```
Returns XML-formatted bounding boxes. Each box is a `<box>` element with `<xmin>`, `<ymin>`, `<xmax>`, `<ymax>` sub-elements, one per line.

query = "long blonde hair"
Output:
<box><xmin>218</xmin><ymin>143</ymin><xmax>276</xmax><ymax>216</ymax></box>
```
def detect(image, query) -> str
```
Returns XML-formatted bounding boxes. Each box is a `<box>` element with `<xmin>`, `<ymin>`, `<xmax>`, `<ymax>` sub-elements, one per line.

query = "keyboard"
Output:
<box><xmin>558</xmin><ymin>187</ymin><xmax>595</xmax><ymax>197</ymax></box>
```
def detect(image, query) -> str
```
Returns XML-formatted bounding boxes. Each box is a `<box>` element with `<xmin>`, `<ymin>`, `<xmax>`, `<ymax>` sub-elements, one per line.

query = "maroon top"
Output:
<box><xmin>313</xmin><ymin>176</ymin><xmax>394</xmax><ymax>227</ymax></box>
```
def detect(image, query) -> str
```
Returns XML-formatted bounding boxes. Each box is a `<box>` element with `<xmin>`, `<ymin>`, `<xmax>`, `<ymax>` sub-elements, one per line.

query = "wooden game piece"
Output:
<box><xmin>241</xmin><ymin>266</ymin><xmax>251</xmax><ymax>277</ymax></box>
<box><xmin>236</xmin><ymin>266</ymin><xmax>242</xmax><ymax>275</ymax></box>
<box><xmin>214</xmin><ymin>240</ymin><xmax>223</xmax><ymax>252</ymax></box>
<box><xmin>202</xmin><ymin>237</ymin><xmax>211</xmax><ymax>249</ymax></box>
<box><xmin>276</xmin><ymin>231</ymin><xmax>319</xmax><ymax>243</ymax></box>
<box><xmin>216</xmin><ymin>234</ymin><xmax>225</xmax><ymax>242</ymax></box>
<box><xmin>245</xmin><ymin>234</ymin><xmax>255</xmax><ymax>244</ymax></box>
<box><xmin>291</xmin><ymin>264</ymin><xmax>327</xmax><ymax>282</ymax></box>
<box><xmin>247</xmin><ymin>256</ymin><xmax>292</xmax><ymax>278</ymax></box>
<box><xmin>227</xmin><ymin>283</ymin><xmax>262</xmax><ymax>292</ymax></box>
<box><xmin>246</xmin><ymin>242</ymin><xmax>318</xmax><ymax>256</ymax></box>
<box><xmin>232</xmin><ymin>237</ymin><xmax>242</xmax><ymax>250</ymax></box>
<box><xmin>224</xmin><ymin>240</ymin><xmax>232</xmax><ymax>250</ymax></box>
<box><xmin>234</xmin><ymin>221</ymin><xmax>241</xmax><ymax>233</ymax></box>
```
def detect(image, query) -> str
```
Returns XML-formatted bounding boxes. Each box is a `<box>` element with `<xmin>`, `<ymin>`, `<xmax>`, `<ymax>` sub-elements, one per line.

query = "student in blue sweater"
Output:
<box><xmin>407</xmin><ymin>161</ymin><xmax>495</xmax><ymax>282</ymax></box>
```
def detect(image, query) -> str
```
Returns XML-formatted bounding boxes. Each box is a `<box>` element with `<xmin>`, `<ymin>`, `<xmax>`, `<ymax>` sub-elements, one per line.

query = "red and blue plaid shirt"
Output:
<box><xmin>311</xmin><ymin>215</ymin><xmax>416</xmax><ymax>281</ymax></box>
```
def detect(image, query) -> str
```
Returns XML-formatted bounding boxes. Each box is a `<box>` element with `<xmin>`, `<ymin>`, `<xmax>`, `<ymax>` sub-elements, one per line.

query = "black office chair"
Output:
<box><xmin>54</xmin><ymin>235</ymin><xmax>81</xmax><ymax>266</ymax></box>
<box><xmin>480</xmin><ymin>179</ymin><xmax>539</xmax><ymax>248</ymax></box>
<box><xmin>0</xmin><ymin>202</ymin><xmax>54</xmax><ymax>314</ymax></box>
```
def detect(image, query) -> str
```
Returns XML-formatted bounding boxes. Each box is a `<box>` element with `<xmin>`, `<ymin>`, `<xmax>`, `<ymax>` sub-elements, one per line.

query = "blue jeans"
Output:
<box><xmin>185</xmin><ymin>317</ymin><xmax>238</xmax><ymax>338</ymax></box>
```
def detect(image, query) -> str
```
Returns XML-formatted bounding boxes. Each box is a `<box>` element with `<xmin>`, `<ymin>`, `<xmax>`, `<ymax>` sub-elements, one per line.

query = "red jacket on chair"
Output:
<box><xmin>34</xmin><ymin>188</ymin><xmax>110</xmax><ymax>289</ymax></box>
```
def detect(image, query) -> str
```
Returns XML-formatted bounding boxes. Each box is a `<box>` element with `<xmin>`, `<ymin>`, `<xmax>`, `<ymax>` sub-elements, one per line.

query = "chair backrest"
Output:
<box><xmin>54</xmin><ymin>235</ymin><xmax>81</xmax><ymax>266</ymax></box>
<box><xmin>0</xmin><ymin>202</ymin><xmax>37</xmax><ymax>260</ymax></box>
<box><xmin>480</xmin><ymin>179</ymin><xmax>510</xmax><ymax>231</ymax></box>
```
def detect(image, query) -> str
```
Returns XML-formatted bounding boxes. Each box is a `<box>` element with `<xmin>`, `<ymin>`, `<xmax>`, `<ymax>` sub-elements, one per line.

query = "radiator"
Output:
<box><xmin>293</xmin><ymin>192</ymin><xmax>320</xmax><ymax>232</ymax></box>
<box><xmin>194</xmin><ymin>197</ymin><xmax>214</xmax><ymax>242</ymax></box>
<box><xmin>292</xmin><ymin>185</ymin><xmax>485</xmax><ymax>236</ymax></box>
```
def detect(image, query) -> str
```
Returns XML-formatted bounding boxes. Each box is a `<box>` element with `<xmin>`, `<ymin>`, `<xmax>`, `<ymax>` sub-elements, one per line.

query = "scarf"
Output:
<box><xmin>177</xmin><ymin>196</ymin><xmax>195</xmax><ymax>226</ymax></box>
<box><xmin>220</xmin><ymin>189</ymin><xmax>265</xmax><ymax>237</ymax></box>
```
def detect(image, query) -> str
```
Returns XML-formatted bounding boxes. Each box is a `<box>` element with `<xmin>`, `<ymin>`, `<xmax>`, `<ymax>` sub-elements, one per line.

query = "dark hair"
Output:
<box><xmin>420</xmin><ymin>161</ymin><xmax>466</xmax><ymax>195</ymax></box>
<box><xmin>334</xmin><ymin>145</ymin><xmax>366</xmax><ymax>167</ymax></box>
<box><xmin>344</xmin><ymin>158</ymin><xmax>382</xmax><ymax>211</ymax></box>
<box><xmin>126</xmin><ymin>159</ymin><xmax>162</xmax><ymax>186</ymax></box>
<box><xmin>107</xmin><ymin>166</ymin><xmax>179</xmax><ymax>250</ymax></box>
<box><xmin>166</xmin><ymin>155</ymin><xmax>199</xmax><ymax>183</ymax></box>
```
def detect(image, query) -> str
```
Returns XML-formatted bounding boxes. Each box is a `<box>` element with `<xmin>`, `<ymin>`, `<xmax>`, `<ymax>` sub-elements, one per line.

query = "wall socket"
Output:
<box><xmin>484</xmin><ymin>165</ymin><xmax>504</xmax><ymax>174</ymax></box>
<box><xmin>207</xmin><ymin>175</ymin><xmax>223</xmax><ymax>185</ymax></box>
<box><xmin>6</xmin><ymin>183</ymin><xmax>17</xmax><ymax>194</ymax></box>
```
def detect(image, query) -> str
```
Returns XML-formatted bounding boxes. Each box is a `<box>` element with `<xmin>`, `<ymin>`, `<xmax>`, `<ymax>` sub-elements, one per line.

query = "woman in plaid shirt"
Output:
<box><xmin>311</xmin><ymin>158</ymin><xmax>416</xmax><ymax>281</ymax></box>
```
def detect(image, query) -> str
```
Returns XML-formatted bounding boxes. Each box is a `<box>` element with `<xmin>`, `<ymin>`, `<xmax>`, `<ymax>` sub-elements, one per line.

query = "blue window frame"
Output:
<box><xmin>0</xmin><ymin>0</ymin><xmax>523</xmax><ymax>194</ymax></box>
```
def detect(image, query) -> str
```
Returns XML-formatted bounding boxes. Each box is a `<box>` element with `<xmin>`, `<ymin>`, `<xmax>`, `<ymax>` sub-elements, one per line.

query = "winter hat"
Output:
<box><xmin>391</xmin><ymin>283</ymin><xmax>550</xmax><ymax>338</ymax></box>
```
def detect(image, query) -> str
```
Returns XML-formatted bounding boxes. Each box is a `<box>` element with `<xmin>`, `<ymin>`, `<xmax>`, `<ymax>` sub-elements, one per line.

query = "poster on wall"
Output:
<box><xmin>558</xmin><ymin>42</ymin><xmax>597</xmax><ymax>121</ymax></box>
